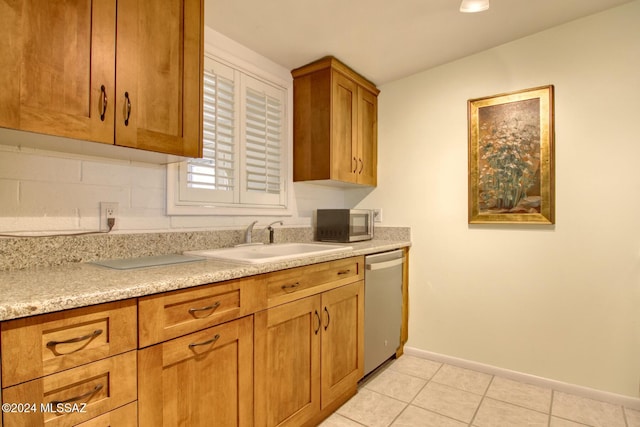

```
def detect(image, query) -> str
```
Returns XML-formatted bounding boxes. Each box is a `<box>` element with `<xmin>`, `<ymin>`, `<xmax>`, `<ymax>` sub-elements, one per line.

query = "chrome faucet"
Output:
<box><xmin>265</xmin><ymin>221</ymin><xmax>283</xmax><ymax>244</ymax></box>
<box><xmin>244</xmin><ymin>220</ymin><xmax>258</xmax><ymax>244</ymax></box>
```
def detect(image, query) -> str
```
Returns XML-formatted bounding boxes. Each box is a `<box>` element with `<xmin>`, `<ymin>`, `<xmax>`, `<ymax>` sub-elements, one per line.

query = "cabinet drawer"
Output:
<box><xmin>265</xmin><ymin>256</ymin><xmax>364</xmax><ymax>307</ymax></box>
<box><xmin>74</xmin><ymin>402</ymin><xmax>137</xmax><ymax>427</ymax></box>
<box><xmin>1</xmin><ymin>300</ymin><xmax>137</xmax><ymax>387</ymax></box>
<box><xmin>2</xmin><ymin>351</ymin><xmax>137</xmax><ymax>427</ymax></box>
<box><xmin>138</xmin><ymin>276</ymin><xmax>266</xmax><ymax>347</ymax></box>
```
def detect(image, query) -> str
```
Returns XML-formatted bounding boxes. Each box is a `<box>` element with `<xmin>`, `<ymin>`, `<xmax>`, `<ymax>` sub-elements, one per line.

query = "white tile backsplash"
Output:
<box><xmin>0</xmin><ymin>146</ymin><xmax>348</xmax><ymax>234</ymax></box>
<box><xmin>0</xmin><ymin>150</ymin><xmax>81</xmax><ymax>182</ymax></box>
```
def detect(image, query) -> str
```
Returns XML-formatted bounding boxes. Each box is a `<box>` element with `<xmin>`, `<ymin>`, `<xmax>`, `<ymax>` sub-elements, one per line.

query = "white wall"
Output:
<box><xmin>351</xmin><ymin>1</ymin><xmax>640</xmax><ymax>397</ymax></box>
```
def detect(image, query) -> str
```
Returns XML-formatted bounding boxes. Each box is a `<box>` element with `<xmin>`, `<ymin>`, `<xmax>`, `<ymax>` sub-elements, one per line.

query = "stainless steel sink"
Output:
<box><xmin>184</xmin><ymin>243</ymin><xmax>353</xmax><ymax>264</ymax></box>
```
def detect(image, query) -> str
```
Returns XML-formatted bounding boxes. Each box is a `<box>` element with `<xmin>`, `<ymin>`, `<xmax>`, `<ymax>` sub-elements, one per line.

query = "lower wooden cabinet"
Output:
<box><xmin>2</xmin><ymin>351</ymin><xmax>137</xmax><ymax>427</ymax></box>
<box><xmin>320</xmin><ymin>281</ymin><xmax>365</xmax><ymax>408</ymax></box>
<box><xmin>1</xmin><ymin>254</ymin><xmax>399</xmax><ymax>427</ymax></box>
<box><xmin>254</xmin><ymin>295</ymin><xmax>321</xmax><ymax>427</ymax></box>
<box><xmin>137</xmin><ymin>316</ymin><xmax>254</xmax><ymax>427</ymax></box>
<box><xmin>254</xmin><ymin>280</ymin><xmax>364</xmax><ymax>427</ymax></box>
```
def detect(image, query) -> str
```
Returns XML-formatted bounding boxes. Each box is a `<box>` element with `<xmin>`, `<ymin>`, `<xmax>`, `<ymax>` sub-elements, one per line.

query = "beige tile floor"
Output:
<box><xmin>320</xmin><ymin>355</ymin><xmax>640</xmax><ymax>427</ymax></box>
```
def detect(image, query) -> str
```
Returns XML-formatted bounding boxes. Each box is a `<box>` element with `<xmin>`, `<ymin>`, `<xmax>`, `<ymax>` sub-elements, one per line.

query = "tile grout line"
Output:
<box><xmin>408</xmin><ymin>361</ymin><xmax>477</xmax><ymax>426</ymax></box>
<box><xmin>384</xmin><ymin>360</ymin><xmax>441</xmax><ymax>426</ymax></box>
<box><xmin>548</xmin><ymin>389</ymin><xmax>554</xmax><ymax>427</ymax></box>
<box><xmin>355</xmin><ymin>383</ymin><xmax>415</xmax><ymax>426</ymax></box>
<box><xmin>386</xmin><ymin>359</ymin><xmax>482</xmax><ymax>426</ymax></box>
<box><xmin>468</xmin><ymin>373</ymin><xmax>495</xmax><ymax>426</ymax></box>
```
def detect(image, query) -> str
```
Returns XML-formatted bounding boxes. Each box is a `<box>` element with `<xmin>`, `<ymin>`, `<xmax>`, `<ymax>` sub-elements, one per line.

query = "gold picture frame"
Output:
<box><xmin>468</xmin><ymin>85</ymin><xmax>555</xmax><ymax>224</ymax></box>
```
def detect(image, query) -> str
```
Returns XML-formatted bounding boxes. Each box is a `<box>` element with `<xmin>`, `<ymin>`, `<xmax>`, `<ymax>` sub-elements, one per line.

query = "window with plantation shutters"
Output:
<box><xmin>173</xmin><ymin>56</ymin><xmax>287</xmax><ymax>211</ymax></box>
<box><xmin>179</xmin><ymin>59</ymin><xmax>236</xmax><ymax>204</ymax></box>
<box><xmin>241</xmin><ymin>76</ymin><xmax>284</xmax><ymax>206</ymax></box>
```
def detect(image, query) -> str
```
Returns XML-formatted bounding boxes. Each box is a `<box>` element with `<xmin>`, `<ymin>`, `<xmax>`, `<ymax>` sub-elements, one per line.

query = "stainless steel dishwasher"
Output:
<box><xmin>364</xmin><ymin>249</ymin><xmax>404</xmax><ymax>376</ymax></box>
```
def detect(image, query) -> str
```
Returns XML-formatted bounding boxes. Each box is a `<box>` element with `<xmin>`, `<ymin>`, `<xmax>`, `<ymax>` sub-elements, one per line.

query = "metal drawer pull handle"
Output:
<box><xmin>352</xmin><ymin>157</ymin><xmax>358</xmax><ymax>173</ymax></box>
<box><xmin>337</xmin><ymin>269</ymin><xmax>351</xmax><ymax>275</ymax></box>
<box><xmin>189</xmin><ymin>334</ymin><xmax>220</xmax><ymax>349</ymax></box>
<box><xmin>323</xmin><ymin>307</ymin><xmax>330</xmax><ymax>331</ymax></box>
<box><xmin>314</xmin><ymin>310</ymin><xmax>321</xmax><ymax>335</ymax></box>
<box><xmin>359</xmin><ymin>158</ymin><xmax>364</xmax><ymax>174</ymax></box>
<box><xmin>366</xmin><ymin>258</ymin><xmax>404</xmax><ymax>271</ymax></box>
<box><xmin>99</xmin><ymin>85</ymin><xmax>107</xmax><ymax>121</ymax></box>
<box><xmin>124</xmin><ymin>92</ymin><xmax>131</xmax><ymax>126</ymax></box>
<box><xmin>188</xmin><ymin>301</ymin><xmax>221</xmax><ymax>315</ymax></box>
<box><xmin>46</xmin><ymin>329</ymin><xmax>103</xmax><ymax>348</ymax></box>
<box><xmin>50</xmin><ymin>383</ymin><xmax>103</xmax><ymax>406</ymax></box>
<box><xmin>281</xmin><ymin>282</ymin><xmax>300</xmax><ymax>292</ymax></box>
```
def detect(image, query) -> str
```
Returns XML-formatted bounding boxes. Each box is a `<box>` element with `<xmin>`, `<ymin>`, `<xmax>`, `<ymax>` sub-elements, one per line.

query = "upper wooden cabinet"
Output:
<box><xmin>114</xmin><ymin>0</ymin><xmax>202</xmax><ymax>157</ymax></box>
<box><xmin>0</xmin><ymin>0</ymin><xmax>203</xmax><ymax>158</ymax></box>
<box><xmin>292</xmin><ymin>57</ymin><xmax>379</xmax><ymax>187</ymax></box>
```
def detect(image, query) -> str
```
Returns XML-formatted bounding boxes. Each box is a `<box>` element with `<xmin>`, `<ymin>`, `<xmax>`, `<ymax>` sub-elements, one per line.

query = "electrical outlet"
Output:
<box><xmin>100</xmin><ymin>202</ymin><xmax>118</xmax><ymax>231</ymax></box>
<box><xmin>372</xmin><ymin>208</ymin><xmax>383</xmax><ymax>223</ymax></box>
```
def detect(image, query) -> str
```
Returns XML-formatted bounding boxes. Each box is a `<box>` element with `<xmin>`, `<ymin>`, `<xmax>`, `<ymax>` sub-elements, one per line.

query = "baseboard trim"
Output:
<box><xmin>404</xmin><ymin>347</ymin><xmax>640</xmax><ymax>410</ymax></box>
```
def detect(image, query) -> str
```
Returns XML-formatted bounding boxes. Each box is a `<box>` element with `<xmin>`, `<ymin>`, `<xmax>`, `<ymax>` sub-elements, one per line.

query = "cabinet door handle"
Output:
<box><xmin>314</xmin><ymin>310</ymin><xmax>321</xmax><ymax>335</ymax></box>
<box><xmin>50</xmin><ymin>383</ymin><xmax>103</xmax><ymax>406</ymax></box>
<box><xmin>189</xmin><ymin>333</ymin><xmax>220</xmax><ymax>349</ymax></box>
<box><xmin>352</xmin><ymin>157</ymin><xmax>358</xmax><ymax>173</ymax></box>
<box><xmin>323</xmin><ymin>307</ymin><xmax>330</xmax><ymax>331</ymax></box>
<box><xmin>359</xmin><ymin>158</ymin><xmax>364</xmax><ymax>174</ymax></box>
<box><xmin>99</xmin><ymin>85</ymin><xmax>107</xmax><ymax>122</ymax></box>
<box><xmin>124</xmin><ymin>92</ymin><xmax>132</xmax><ymax>126</ymax></box>
<box><xmin>188</xmin><ymin>301</ymin><xmax>221</xmax><ymax>317</ymax></box>
<box><xmin>337</xmin><ymin>269</ymin><xmax>351</xmax><ymax>276</ymax></box>
<box><xmin>281</xmin><ymin>282</ymin><xmax>300</xmax><ymax>293</ymax></box>
<box><xmin>46</xmin><ymin>329</ymin><xmax>103</xmax><ymax>349</ymax></box>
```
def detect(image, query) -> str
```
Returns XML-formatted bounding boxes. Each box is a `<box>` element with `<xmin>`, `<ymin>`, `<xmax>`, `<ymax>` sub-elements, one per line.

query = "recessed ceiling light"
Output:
<box><xmin>460</xmin><ymin>0</ymin><xmax>490</xmax><ymax>13</ymax></box>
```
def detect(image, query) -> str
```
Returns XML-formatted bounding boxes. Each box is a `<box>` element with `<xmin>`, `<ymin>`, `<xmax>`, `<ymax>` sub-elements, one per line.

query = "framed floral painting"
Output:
<box><xmin>468</xmin><ymin>85</ymin><xmax>555</xmax><ymax>224</ymax></box>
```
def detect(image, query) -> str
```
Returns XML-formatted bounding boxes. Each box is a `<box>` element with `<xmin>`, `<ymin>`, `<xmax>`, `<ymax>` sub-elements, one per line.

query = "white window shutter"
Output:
<box><xmin>240</xmin><ymin>75</ymin><xmax>286</xmax><ymax>206</ymax></box>
<box><xmin>179</xmin><ymin>58</ymin><xmax>238</xmax><ymax>204</ymax></box>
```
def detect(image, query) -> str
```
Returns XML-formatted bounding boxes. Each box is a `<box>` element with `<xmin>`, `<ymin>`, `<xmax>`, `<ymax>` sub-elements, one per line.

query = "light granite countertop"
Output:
<box><xmin>0</xmin><ymin>239</ymin><xmax>410</xmax><ymax>322</ymax></box>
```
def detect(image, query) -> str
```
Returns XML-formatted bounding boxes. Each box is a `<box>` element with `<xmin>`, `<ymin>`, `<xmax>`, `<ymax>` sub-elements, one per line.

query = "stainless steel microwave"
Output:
<box><xmin>316</xmin><ymin>209</ymin><xmax>374</xmax><ymax>242</ymax></box>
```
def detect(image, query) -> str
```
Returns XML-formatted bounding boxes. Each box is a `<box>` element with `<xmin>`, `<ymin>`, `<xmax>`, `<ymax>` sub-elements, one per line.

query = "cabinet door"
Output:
<box><xmin>254</xmin><ymin>296</ymin><xmax>321</xmax><ymax>427</ymax></box>
<box><xmin>357</xmin><ymin>88</ymin><xmax>378</xmax><ymax>186</ymax></box>
<box><xmin>0</xmin><ymin>0</ymin><xmax>115</xmax><ymax>144</ymax></box>
<box><xmin>138</xmin><ymin>316</ymin><xmax>254</xmax><ymax>427</ymax></box>
<box><xmin>321</xmin><ymin>281</ymin><xmax>364</xmax><ymax>408</ymax></box>
<box><xmin>331</xmin><ymin>71</ymin><xmax>358</xmax><ymax>184</ymax></box>
<box><xmin>115</xmin><ymin>0</ymin><xmax>202</xmax><ymax>157</ymax></box>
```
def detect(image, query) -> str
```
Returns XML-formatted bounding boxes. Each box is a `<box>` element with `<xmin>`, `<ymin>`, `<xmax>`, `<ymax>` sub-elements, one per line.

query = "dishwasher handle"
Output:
<box><xmin>366</xmin><ymin>257</ymin><xmax>404</xmax><ymax>271</ymax></box>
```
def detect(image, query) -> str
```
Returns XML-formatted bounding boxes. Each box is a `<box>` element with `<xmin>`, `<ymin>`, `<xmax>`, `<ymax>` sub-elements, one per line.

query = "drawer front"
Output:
<box><xmin>1</xmin><ymin>300</ymin><xmax>137</xmax><ymax>387</ymax></box>
<box><xmin>2</xmin><ymin>351</ymin><xmax>137</xmax><ymax>427</ymax></box>
<box><xmin>138</xmin><ymin>276</ymin><xmax>266</xmax><ymax>347</ymax></box>
<box><xmin>74</xmin><ymin>402</ymin><xmax>137</xmax><ymax>427</ymax></box>
<box><xmin>265</xmin><ymin>256</ymin><xmax>364</xmax><ymax>307</ymax></box>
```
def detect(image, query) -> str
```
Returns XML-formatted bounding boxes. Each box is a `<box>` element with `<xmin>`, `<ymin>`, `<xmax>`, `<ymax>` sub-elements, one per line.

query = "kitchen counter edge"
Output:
<box><xmin>0</xmin><ymin>240</ymin><xmax>410</xmax><ymax>322</ymax></box>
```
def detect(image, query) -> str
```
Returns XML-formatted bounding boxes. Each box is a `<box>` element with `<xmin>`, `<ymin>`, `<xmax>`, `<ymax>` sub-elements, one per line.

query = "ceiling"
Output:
<box><xmin>205</xmin><ymin>0</ymin><xmax>633</xmax><ymax>85</ymax></box>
